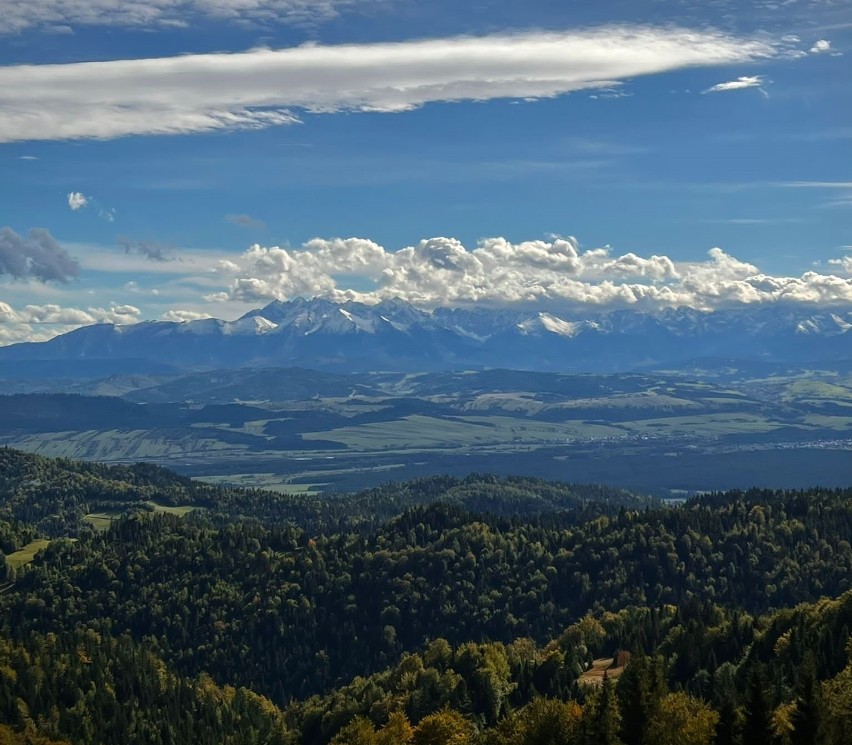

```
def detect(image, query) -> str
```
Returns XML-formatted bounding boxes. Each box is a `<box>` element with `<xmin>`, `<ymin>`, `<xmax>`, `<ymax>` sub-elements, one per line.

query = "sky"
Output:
<box><xmin>0</xmin><ymin>0</ymin><xmax>851</xmax><ymax>344</ymax></box>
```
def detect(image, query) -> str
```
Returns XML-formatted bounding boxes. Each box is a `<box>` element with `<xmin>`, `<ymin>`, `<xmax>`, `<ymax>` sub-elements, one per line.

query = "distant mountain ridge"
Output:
<box><xmin>1</xmin><ymin>297</ymin><xmax>851</xmax><ymax>373</ymax></box>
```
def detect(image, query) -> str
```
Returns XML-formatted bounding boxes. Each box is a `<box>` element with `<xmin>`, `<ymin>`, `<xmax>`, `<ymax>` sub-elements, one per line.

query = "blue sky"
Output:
<box><xmin>0</xmin><ymin>0</ymin><xmax>850</xmax><ymax>342</ymax></box>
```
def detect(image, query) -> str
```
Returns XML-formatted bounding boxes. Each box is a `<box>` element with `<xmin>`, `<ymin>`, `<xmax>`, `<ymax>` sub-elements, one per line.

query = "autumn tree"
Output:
<box><xmin>646</xmin><ymin>692</ymin><xmax>719</xmax><ymax>745</ymax></box>
<box><xmin>412</xmin><ymin>708</ymin><xmax>476</xmax><ymax>745</ymax></box>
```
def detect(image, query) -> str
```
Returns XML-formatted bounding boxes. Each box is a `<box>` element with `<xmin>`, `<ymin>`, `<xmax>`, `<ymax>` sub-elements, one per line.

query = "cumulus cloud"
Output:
<box><xmin>829</xmin><ymin>256</ymin><xmax>852</xmax><ymax>274</ymax></box>
<box><xmin>160</xmin><ymin>309</ymin><xmax>214</xmax><ymax>322</ymax></box>
<box><xmin>0</xmin><ymin>26</ymin><xmax>780</xmax><ymax>142</ymax></box>
<box><xmin>0</xmin><ymin>300</ymin><xmax>140</xmax><ymax>345</ymax></box>
<box><xmin>0</xmin><ymin>227</ymin><xmax>80</xmax><ymax>283</ymax></box>
<box><xmin>810</xmin><ymin>39</ymin><xmax>831</xmax><ymax>54</ymax></box>
<box><xmin>117</xmin><ymin>237</ymin><xmax>176</xmax><ymax>262</ymax></box>
<box><xmin>703</xmin><ymin>75</ymin><xmax>768</xmax><ymax>93</ymax></box>
<box><xmin>1</xmin><ymin>302</ymin><xmax>140</xmax><ymax>325</ymax></box>
<box><xmin>68</xmin><ymin>191</ymin><xmax>116</xmax><ymax>221</ymax></box>
<box><xmin>226</xmin><ymin>213</ymin><xmax>267</xmax><ymax>230</ymax></box>
<box><xmin>0</xmin><ymin>0</ymin><xmax>375</xmax><ymax>34</ymax></box>
<box><xmin>210</xmin><ymin>234</ymin><xmax>852</xmax><ymax>311</ymax></box>
<box><xmin>67</xmin><ymin>191</ymin><xmax>88</xmax><ymax>210</ymax></box>
<box><xmin>123</xmin><ymin>281</ymin><xmax>160</xmax><ymax>296</ymax></box>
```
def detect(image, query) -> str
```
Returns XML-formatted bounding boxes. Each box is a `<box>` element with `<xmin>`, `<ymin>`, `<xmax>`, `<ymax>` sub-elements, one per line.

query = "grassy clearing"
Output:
<box><xmin>6</xmin><ymin>539</ymin><xmax>51</xmax><ymax>569</ymax></box>
<box><xmin>84</xmin><ymin>512</ymin><xmax>121</xmax><ymax>531</ymax></box>
<box><xmin>620</xmin><ymin>412</ymin><xmax>782</xmax><ymax>436</ymax></box>
<box><xmin>782</xmin><ymin>380</ymin><xmax>852</xmax><ymax>402</ymax></box>
<box><xmin>195</xmin><ymin>473</ymin><xmax>326</xmax><ymax>494</ymax></box>
<box><xmin>83</xmin><ymin>504</ymin><xmax>199</xmax><ymax>530</ymax></box>
<box><xmin>800</xmin><ymin>415</ymin><xmax>852</xmax><ymax>431</ymax></box>
<box><xmin>6</xmin><ymin>430</ymin><xmax>243</xmax><ymax>461</ymax></box>
<box><xmin>562</xmin><ymin>392</ymin><xmax>703</xmax><ymax>410</ymax></box>
<box><xmin>302</xmin><ymin>414</ymin><xmax>626</xmax><ymax>451</ymax></box>
<box><xmin>578</xmin><ymin>658</ymin><xmax>627</xmax><ymax>686</ymax></box>
<box><xmin>144</xmin><ymin>502</ymin><xmax>199</xmax><ymax>516</ymax></box>
<box><xmin>300</xmin><ymin>410</ymin><xmax>799</xmax><ymax>451</ymax></box>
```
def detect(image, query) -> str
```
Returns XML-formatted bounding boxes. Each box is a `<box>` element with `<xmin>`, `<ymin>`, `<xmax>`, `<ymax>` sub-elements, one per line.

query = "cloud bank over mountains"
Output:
<box><xmin>2</xmin><ymin>231</ymin><xmax>851</xmax><ymax>345</ymax></box>
<box><xmin>0</xmin><ymin>26</ymin><xmax>779</xmax><ymax>142</ymax></box>
<box><xmin>0</xmin><ymin>301</ymin><xmax>140</xmax><ymax>345</ymax></box>
<box><xmin>211</xmin><ymin>235</ymin><xmax>852</xmax><ymax>312</ymax></box>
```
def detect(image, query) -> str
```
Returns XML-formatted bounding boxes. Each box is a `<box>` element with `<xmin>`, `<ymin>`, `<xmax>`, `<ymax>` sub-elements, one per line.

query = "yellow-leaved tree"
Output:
<box><xmin>645</xmin><ymin>692</ymin><xmax>719</xmax><ymax>745</ymax></box>
<box><xmin>412</xmin><ymin>708</ymin><xmax>476</xmax><ymax>745</ymax></box>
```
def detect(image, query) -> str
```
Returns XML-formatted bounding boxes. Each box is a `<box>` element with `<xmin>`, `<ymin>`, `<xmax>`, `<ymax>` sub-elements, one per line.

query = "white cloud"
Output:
<box><xmin>4</xmin><ymin>233</ymin><xmax>852</xmax><ymax>346</ymax></box>
<box><xmin>774</xmin><ymin>181</ymin><xmax>852</xmax><ymax>209</ymax></box>
<box><xmin>210</xmin><ymin>234</ymin><xmax>852</xmax><ymax>311</ymax></box>
<box><xmin>810</xmin><ymin>39</ymin><xmax>832</xmax><ymax>53</ymax></box>
<box><xmin>0</xmin><ymin>0</ymin><xmax>377</xmax><ymax>34</ymax></box>
<box><xmin>123</xmin><ymin>281</ymin><xmax>160</xmax><ymax>296</ymax></box>
<box><xmin>829</xmin><ymin>256</ymin><xmax>852</xmax><ymax>274</ymax></box>
<box><xmin>67</xmin><ymin>191</ymin><xmax>89</xmax><ymax>210</ymax></box>
<box><xmin>68</xmin><ymin>192</ymin><xmax>118</xmax><ymax>222</ymax></box>
<box><xmin>0</xmin><ymin>26</ymin><xmax>779</xmax><ymax>142</ymax></box>
<box><xmin>0</xmin><ymin>300</ymin><xmax>140</xmax><ymax>345</ymax></box>
<box><xmin>160</xmin><ymin>309</ymin><xmax>214</xmax><ymax>322</ymax></box>
<box><xmin>778</xmin><ymin>181</ymin><xmax>852</xmax><ymax>189</ymax></box>
<box><xmin>703</xmin><ymin>75</ymin><xmax>768</xmax><ymax>93</ymax></box>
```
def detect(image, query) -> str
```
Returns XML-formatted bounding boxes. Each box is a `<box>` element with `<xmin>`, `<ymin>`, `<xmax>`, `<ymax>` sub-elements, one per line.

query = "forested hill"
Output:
<box><xmin>1</xmin><ymin>570</ymin><xmax>852</xmax><ymax>744</ymax></box>
<box><xmin>0</xmin><ymin>448</ymin><xmax>850</xmax><ymax>744</ymax></box>
<box><xmin>0</xmin><ymin>446</ymin><xmax>646</xmax><ymax>539</ymax></box>
<box><xmin>2</xmin><ymin>487</ymin><xmax>850</xmax><ymax>704</ymax></box>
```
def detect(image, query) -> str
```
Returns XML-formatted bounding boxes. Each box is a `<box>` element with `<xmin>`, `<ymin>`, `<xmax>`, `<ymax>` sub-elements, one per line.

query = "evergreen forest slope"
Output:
<box><xmin>0</xmin><ymin>448</ymin><xmax>849</xmax><ymax>744</ymax></box>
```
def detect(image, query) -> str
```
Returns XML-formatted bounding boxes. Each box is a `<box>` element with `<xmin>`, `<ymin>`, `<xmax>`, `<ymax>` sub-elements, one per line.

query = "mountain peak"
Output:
<box><xmin>0</xmin><ymin>302</ymin><xmax>850</xmax><ymax>372</ymax></box>
<box><xmin>517</xmin><ymin>313</ymin><xmax>588</xmax><ymax>337</ymax></box>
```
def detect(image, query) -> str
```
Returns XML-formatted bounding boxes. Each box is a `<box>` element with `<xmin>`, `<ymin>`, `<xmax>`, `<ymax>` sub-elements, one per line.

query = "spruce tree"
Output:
<box><xmin>741</xmin><ymin>666</ymin><xmax>774</xmax><ymax>745</ymax></box>
<box><xmin>790</xmin><ymin>656</ymin><xmax>821</xmax><ymax>745</ymax></box>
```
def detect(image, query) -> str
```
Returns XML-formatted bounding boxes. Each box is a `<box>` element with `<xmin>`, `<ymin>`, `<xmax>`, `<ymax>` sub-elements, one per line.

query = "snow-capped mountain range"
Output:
<box><xmin>1</xmin><ymin>297</ymin><xmax>851</xmax><ymax>373</ymax></box>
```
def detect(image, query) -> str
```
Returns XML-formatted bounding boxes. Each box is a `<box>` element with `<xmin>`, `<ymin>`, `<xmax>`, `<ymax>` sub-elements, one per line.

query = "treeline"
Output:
<box><xmin>0</xmin><ymin>447</ymin><xmax>227</xmax><ymax>537</ymax></box>
<box><xmin>0</xmin><ymin>447</ymin><xmax>644</xmax><ymax>538</ymax></box>
<box><xmin>0</xmin><ymin>449</ymin><xmax>850</xmax><ymax>743</ymax></box>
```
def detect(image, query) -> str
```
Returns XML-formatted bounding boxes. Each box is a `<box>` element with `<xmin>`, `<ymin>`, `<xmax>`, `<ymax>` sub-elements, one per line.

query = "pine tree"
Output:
<box><xmin>741</xmin><ymin>666</ymin><xmax>774</xmax><ymax>745</ymax></box>
<box><xmin>586</xmin><ymin>674</ymin><xmax>624</xmax><ymax>745</ymax></box>
<box><xmin>619</xmin><ymin>653</ymin><xmax>668</xmax><ymax>745</ymax></box>
<box><xmin>790</xmin><ymin>656</ymin><xmax>821</xmax><ymax>745</ymax></box>
<box><xmin>714</xmin><ymin>695</ymin><xmax>740</xmax><ymax>745</ymax></box>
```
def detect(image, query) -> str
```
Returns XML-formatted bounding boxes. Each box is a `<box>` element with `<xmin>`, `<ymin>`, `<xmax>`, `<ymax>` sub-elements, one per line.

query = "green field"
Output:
<box><xmin>194</xmin><ymin>474</ymin><xmax>327</xmax><ymax>494</ymax></box>
<box><xmin>6</xmin><ymin>539</ymin><xmax>51</xmax><ymax>569</ymax></box>
<box><xmin>145</xmin><ymin>502</ymin><xmax>201</xmax><ymax>516</ymax></box>
<box><xmin>83</xmin><ymin>512</ymin><xmax>122</xmax><ymax>531</ymax></box>
<box><xmin>301</xmin><ymin>414</ymin><xmax>628</xmax><ymax>451</ymax></box>
<box><xmin>9</xmin><ymin>429</ymin><xmax>244</xmax><ymax>461</ymax></box>
<box><xmin>2</xmin><ymin>368</ymin><xmax>851</xmax><ymax>495</ymax></box>
<box><xmin>84</xmin><ymin>503</ymin><xmax>199</xmax><ymax>530</ymax></box>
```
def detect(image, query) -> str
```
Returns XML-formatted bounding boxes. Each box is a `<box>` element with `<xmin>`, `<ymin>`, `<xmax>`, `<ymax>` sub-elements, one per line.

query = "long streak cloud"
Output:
<box><xmin>0</xmin><ymin>26</ymin><xmax>778</xmax><ymax>142</ymax></box>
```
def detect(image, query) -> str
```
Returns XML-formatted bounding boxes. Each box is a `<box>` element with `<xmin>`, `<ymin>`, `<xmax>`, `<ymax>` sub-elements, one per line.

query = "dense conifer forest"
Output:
<box><xmin>0</xmin><ymin>447</ymin><xmax>850</xmax><ymax>744</ymax></box>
